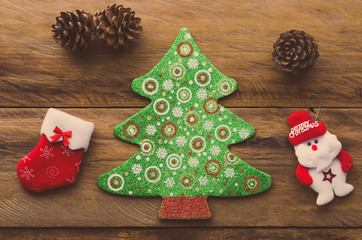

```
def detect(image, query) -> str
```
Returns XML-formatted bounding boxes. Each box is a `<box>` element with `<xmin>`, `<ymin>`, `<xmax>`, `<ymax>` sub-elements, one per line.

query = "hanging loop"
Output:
<box><xmin>306</xmin><ymin>93</ymin><xmax>321</xmax><ymax>121</ymax></box>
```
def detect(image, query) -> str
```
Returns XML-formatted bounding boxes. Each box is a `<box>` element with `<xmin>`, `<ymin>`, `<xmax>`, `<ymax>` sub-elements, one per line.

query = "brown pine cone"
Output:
<box><xmin>95</xmin><ymin>4</ymin><xmax>143</xmax><ymax>49</ymax></box>
<box><xmin>52</xmin><ymin>10</ymin><xmax>96</xmax><ymax>52</ymax></box>
<box><xmin>272</xmin><ymin>30</ymin><xmax>319</xmax><ymax>75</ymax></box>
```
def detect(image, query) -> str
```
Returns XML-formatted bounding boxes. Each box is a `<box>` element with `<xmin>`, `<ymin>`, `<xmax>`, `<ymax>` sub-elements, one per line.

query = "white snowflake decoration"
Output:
<box><xmin>224</xmin><ymin>168</ymin><xmax>235</xmax><ymax>178</ymax></box>
<box><xmin>75</xmin><ymin>161</ymin><xmax>81</xmax><ymax>172</ymax></box>
<box><xmin>188</xmin><ymin>156</ymin><xmax>199</xmax><ymax>168</ymax></box>
<box><xmin>61</xmin><ymin>146</ymin><xmax>75</xmax><ymax>157</ymax></box>
<box><xmin>164</xmin><ymin>177</ymin><xmax>175</xmax><ymax>188</ymax></box>
<box><xmin>187</xmin><ymin>58</ymin><xmax>199</xmax><ymax>69</ymax></box>
<box><xmin>146</xmin><ymin>124</ymin><xmax>157</xmax><ymax>135</ymax></box>
<box><xmin>239</xmin><ymin>128</ymin><xmax>250</xmax><ymax>140</ymax></box>
<box><xmin>66</xmin><ymin>177</ymin><xmax>76</xmax><ymax>184</ymax></box>
<box><xmin>162</xmin><ymin>79</ymin><xmax>174</xmax><ymax>91</ymax></box>
<box><xmin>40</xmin><ymin>146</ymin><xmax>54</xmax><ymax>159</ymax></box>
<box><xmin>210</xmin><ymin>145</ymin><xmax>221</xmax><ymax>156</ymax></box>
<box><xmin>156</xmin><ymin>147</ymin><xmax>167</xmax><ymax>159</ymax></box>
<box><xmin>22</xmin><ymin>156</ymin><xmax>31</xmax><ymax>164</ymax></box>
<box><xmin>176</xmin><ymin>135</ymin><xmax>187</xmax><ymax>147</ymax></box>
<box><xmin>196</xmin><ymin>88</ymin><xmax>208</xmax><ymax>100</ymax></box>
<box><xmin>172</xmin><ymin>106</ymin><xmax>184</xmax><ymax>118</ymax></box>
<box><xmin>203</xmin><ymin>120</ymin><xmax>214</xmax><ymax>131</ymax></box>
<box><xmin>19</xmin><ymin>166</ymin><xmax>35</xmax><ymax>180</ymax></box>
<box><xmin>198</xmin><ymin>175</ymin><xmax>208</xmax><ymax>186</ymax></box>
<box><xmin>131</xmin><ymin>163</ymin><xmax>143</xmax><ymax>175</ymax></box>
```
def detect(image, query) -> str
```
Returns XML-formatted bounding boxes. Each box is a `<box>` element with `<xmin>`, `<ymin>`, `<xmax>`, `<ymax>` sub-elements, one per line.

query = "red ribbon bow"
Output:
<box><xmin>50</xmin><ymin>126</ymin><xmax>72</xmax><ymax>147</ymax></box>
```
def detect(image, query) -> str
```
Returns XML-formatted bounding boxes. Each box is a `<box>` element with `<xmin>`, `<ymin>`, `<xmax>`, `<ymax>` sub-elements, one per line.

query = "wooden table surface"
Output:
<box><xmin>0</xmin><ymin>0</ymin><xmax>361</xmax><ymax>239</ymax></box>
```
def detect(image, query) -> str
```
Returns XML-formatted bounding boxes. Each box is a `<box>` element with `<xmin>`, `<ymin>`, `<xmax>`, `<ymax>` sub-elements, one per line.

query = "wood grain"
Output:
<box><xmin>0</xmin><ymin>0</ymin><xmax>361</xmax><ymax>237</ymax></box>
<box><xmin>0</xmin><ymin>108</ymin><xmax>361</xmax><ymax>227</ymax></box>
<box><xmin>1</xmin><ymin>227</ymin><xmax>362</xmax><ymax>240</ymax></box>
<box><xmin>0</xmin><ymin>0</ymin><xmax>361</xmax><ymax>108</ymax></box>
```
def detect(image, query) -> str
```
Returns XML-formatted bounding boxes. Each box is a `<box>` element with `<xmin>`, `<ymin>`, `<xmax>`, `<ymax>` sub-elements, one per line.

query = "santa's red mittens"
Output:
<box><xmin>296</xmin><ymin>164</ymin><xmax>313</xmax><ymax>186</ymax></box>
<box><xmin>338</xmin><ymin>149</ymin><xmax>353</xmax><ymax>173</ymax></box>
<box><xmin>17</xmin><ymin>108</ymin><xmax>94</xmax><ymax>192</ymax></box>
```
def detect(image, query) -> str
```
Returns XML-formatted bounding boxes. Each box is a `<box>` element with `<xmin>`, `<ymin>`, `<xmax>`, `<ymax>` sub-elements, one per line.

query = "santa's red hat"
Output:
<box><xmin>288</xmin><ymin>111</ymin><xmax>327</xmax><ymax>145</ymax></box>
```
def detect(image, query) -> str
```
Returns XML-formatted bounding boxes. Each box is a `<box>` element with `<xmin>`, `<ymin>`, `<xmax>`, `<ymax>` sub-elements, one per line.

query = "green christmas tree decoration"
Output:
<box><xmin>98</xmin><ymin>28</ymin><xmax>272</xmax><ymax>219</ymax></box>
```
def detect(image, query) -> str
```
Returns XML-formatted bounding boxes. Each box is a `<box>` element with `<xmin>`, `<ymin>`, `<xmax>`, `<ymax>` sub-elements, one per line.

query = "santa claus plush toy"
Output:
<box><xmin>288</xmin><ymin>111</ymin><xmax>353</xmax><ymax>205</ymax></box>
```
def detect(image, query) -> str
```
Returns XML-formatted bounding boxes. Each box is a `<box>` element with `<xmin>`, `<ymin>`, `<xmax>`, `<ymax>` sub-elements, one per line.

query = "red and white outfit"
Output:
<box><xmin>288</xmin><ymin>111</ymin><xmax>353</xmax><ymax>205</ymax></box>
<box><xmin>17</xmin><ymin>108</ymin><xmax>94</xmax><ymax>192</ymax></box>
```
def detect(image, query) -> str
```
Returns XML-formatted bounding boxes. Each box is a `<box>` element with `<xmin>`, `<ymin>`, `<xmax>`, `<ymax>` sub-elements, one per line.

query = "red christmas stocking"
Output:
<box><xmin>17</xmin><ymin>108</ymin><xmax>94</xmax><ymax>192</ymax></box>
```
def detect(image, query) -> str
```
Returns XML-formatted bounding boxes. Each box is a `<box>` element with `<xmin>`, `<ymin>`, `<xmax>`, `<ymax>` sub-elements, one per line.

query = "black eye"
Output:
<box><xmin>314</xmin><ymin>140</ymin><xmax>318</xmax><ymax>144</ymax></box>
<box><xmin>307</xmin><ymin>142</ymin><xmax>311</xmax><ymax>146</ymax></box>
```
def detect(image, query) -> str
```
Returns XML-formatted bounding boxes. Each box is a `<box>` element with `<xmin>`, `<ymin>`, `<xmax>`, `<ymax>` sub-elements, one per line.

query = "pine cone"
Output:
<box><xmin>52</xmin><ymin>10</ymin><xmax>96</xmax><ymax>52</ymax></box>
<box><xmin>272</xmin><ymin>30</ymin><xmax>319</xmax><ymax>75</ymax></box>
<box><xmin>95</xmin><ymin>4</ymin><xmax>143</xmax><ymax>49</ymax></box>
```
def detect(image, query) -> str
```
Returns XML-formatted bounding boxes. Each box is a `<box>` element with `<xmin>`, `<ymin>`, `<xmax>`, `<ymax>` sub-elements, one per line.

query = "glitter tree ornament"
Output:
<box><xmin>97</xmin><ymin>28</ymin><xmax>272</xmax><ymax>219</ymax></box>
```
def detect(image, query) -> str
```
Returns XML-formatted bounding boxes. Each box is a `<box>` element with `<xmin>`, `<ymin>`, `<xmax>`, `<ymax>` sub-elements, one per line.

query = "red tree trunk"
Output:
<box><xmin>158</xmin><ymin>196</ymin><xmax>212</xmax><ymax>219</ymax></box>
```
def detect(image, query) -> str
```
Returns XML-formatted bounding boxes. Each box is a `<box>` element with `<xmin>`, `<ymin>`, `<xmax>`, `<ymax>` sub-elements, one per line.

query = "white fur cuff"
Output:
<box><xmin>41</xmin><ymin>108</ymin><xmax>94</xmax><ymax>151</ymax></box>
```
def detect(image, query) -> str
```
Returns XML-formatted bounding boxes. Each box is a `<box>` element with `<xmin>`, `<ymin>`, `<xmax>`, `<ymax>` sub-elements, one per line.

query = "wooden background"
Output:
<box><xmin>0</xmin><ymin>0</ymin><xmax>361</xmax><ymax>239</ymax></box>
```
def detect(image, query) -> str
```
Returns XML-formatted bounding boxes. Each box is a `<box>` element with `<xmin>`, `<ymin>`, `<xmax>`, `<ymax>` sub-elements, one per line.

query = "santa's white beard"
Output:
<box><xmin>294</xmin><ymin>131</ymin><xmax>342</xmax><ymax>172</ymax></box>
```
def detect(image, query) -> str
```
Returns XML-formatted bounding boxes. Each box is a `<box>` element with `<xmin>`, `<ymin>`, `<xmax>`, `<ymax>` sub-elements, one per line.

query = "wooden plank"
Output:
<box><xmin>1</xmin><ymin>228</ymin><xmax>362</xmax><ymax>240</ymax></box>
<box><xmin>0</xmin><ymin>0</ymin><xmax>361</xmax><ymax>108</ymax></box>
<box><xmin>0</xmin><ymin>108</ymin><xmax>361</xmax><ymax>227</ymax></box>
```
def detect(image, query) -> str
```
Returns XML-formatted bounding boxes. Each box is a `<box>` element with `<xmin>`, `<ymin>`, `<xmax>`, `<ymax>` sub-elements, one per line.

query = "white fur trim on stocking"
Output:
<box><xmin>41</xmin><ymin>108</ymin><xmax>94</xmax><ymax>151</ymax></box>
